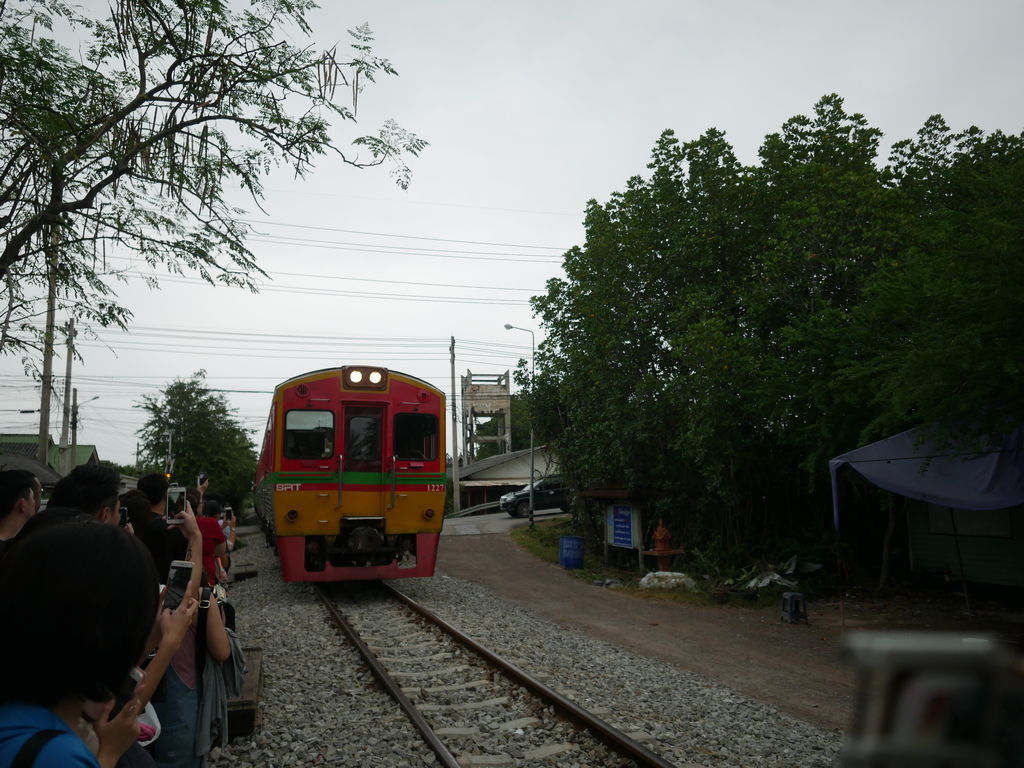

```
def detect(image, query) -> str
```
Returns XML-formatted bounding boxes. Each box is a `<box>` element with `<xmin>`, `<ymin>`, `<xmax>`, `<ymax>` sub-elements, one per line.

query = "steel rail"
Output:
<box><xmin>314</xmin><ymin>585</ymin><xmax>461</xmax><ymax>768</ymax></box>
<box><xmin>385</xmin><ymin>583</ymin><xmax>679</xmax><ymax>768</ymax></box>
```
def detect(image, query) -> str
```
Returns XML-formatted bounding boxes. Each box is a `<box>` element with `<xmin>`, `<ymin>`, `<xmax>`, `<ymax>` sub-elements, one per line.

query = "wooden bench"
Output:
<box><xmin>227</xmin><ymin>647</ymin><xmax>263</xmax><ymax>736</ymax></box>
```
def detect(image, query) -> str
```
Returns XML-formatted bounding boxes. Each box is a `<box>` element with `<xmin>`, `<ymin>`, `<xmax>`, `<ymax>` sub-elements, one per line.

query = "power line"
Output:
<box><xmin>242</xmin><ymin>218</ymin><xmax>570</xmax><ymax>250</ymax></box>
<box><xmin>248</xmin><ymin>233</ymin><xmax>562</xmax><ymax>262</ymax></box>
<box><xmin>103</xmin><ymin>255</ymin><xmax>544</xmax><ymax>293</ymax></box>
<box><xmin>246</xmin><ymin>236</ymin><xmax>560</xmax><ymax>265</ymax></box>
<box><xmin>14</xmin><ymin>324</ymin><xmax>536</xmax><ymax>354</ymax></box>
<box><xmin>261</xmin><ymin>189</ymin><xmax>578</xmax><ymax>219</ymax></box>
<box><xmin>123</xmin><ymin>273</ymin><xmax>530</xmax><ymax>305</ymax></box>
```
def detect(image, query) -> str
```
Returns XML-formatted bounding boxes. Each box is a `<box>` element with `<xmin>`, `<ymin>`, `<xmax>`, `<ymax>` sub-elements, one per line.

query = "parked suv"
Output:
<box><xmin>499</xmin><ymin>475</ymin><xmax>571</xmax><ymax>518</ymax></box>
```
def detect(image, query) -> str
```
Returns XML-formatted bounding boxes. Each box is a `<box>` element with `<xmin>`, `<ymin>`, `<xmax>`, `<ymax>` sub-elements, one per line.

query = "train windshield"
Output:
<box><xmin>395</xmin><ymin>413</ymin><xmax>439</xmax><ymax>460</ymax></box>
<box><xmin>345</xmin><ymin>406</ymin><xmax>383</xmax><ymax>471</ymax></box>
<box><xmin>284</xmin><ymin>410</ymin><xmax>335</xmax><ymax>459</ymax></box>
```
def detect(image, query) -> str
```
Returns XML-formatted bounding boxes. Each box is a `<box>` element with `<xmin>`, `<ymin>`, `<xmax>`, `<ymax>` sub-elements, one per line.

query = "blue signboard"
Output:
<box><xmin>607</xmin><ymin>504</ymin><xmax>637</xmax><ymax>549</ymax></box>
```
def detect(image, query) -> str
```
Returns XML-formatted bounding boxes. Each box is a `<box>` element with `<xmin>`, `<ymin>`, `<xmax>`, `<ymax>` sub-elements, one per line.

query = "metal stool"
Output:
<box><xmin>781</xmin><ymin>591</ymin><xmax>808</xmax><ymax>623</ymax></box>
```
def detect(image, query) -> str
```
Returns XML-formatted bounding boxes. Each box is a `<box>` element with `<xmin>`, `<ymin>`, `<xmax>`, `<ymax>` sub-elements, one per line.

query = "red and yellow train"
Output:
<box><xmin>254</xmin><ymin>365</ymin><xmax>445</xmax><ymax>582</ymax></box>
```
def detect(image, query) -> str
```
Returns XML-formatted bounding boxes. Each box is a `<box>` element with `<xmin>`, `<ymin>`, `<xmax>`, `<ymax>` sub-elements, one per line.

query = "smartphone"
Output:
<box><xmin>163</xmin><ymin>560</ymin><xmax>193</xmax><ymax>611</ymax></box>
<box><xmin>166</xmin><ymin>484</ymin><xmax>187</xmax><ymax>525</ymax></box>
<box><xmin>109</xmin><ymin>666</ymin><xmax>144</xmax><ymax>716</ymax></box>
<box><xmin>198</xmin><ymin>472</ymin><xmax>208</xmax><ymax>487</ymax></box>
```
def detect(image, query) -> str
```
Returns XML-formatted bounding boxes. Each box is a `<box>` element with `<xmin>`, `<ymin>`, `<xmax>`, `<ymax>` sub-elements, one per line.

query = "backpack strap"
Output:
<box><xmin>196</xmin><ymin>586</ymin><xmax>212</xmax><ymax>680</ymax></box>
<box><xmin>12</xmin><ymin>729</ymin><xmax>62</xmax><ymax>768</ymax></box>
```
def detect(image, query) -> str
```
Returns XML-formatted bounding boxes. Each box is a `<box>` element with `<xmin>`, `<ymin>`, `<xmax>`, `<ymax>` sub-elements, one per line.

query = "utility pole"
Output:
<box><xmin>59</xmin><ymin>318</ymin><xmax>76</xmax><ymax>474</ymax></box>
<box><xmin>70</xmin><ymin>388</ymin><xmax>78</xmax><ymax>466</ymax></box>
<box><xmin>504</xmin><ymin>324</ymin><xmax>536</xmax><ymax>528</ymax></box>
<box><xmin>36</xmin><ymin>228</ymin><xmax>58</xmax><ymax>466</ymax></box>
<box><xmin>449</xmin><ymin>336</ymin><xmax>461</xmax><ymax>515</ymax></box>
<box><xmin>165</xmin><ymin>431</ymin><xmax>173</xmax><ymax>476</ymax></box>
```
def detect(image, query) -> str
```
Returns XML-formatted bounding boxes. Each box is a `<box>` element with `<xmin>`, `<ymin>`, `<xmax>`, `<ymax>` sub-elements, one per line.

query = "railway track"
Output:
<box><xmin>316</xmin><ymin>581</ymin><xmax>678</xmax><ymax>768</ymax></box>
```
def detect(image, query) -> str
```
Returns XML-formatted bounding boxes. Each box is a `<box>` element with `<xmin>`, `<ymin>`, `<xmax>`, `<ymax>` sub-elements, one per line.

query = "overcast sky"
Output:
<box><xmin>2</xmin><ymin>0</ymin><xmax>1023</xmax><ymax>468</ymax></box>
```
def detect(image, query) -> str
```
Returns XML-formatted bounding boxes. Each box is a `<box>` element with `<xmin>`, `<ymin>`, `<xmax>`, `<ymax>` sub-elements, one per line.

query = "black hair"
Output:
<box><xmin>200</xmin><ymin>498</ymin><xmax>222</xmax><ymax>520</ymax></box>
<box><xmin>0</xmin><ymin>522</ymin><xmax>158</xmax><ymax>706</ymax></box>
<box><xmin>0</xmin><ymin>469</ymin><xmax>36</xmax><ymax>520</ymax></box>
<box><xmin>121</xmin><ymin>489</ymin><xmax>152</xmax><ymax>533</ymax></box>
<box><xmin>48</xmin><ymin>464</ymin><xmax>120</xmax><ymax>518</ymax></box>
<box><xmin>9</xmin><ymin>507</ymin><xmax>93</xmax><ymax>548</ymax></box>
<box><xmin>137</xmin><ymin>473</ymin><xmax>169</xmax><ymax>506</ymax></box>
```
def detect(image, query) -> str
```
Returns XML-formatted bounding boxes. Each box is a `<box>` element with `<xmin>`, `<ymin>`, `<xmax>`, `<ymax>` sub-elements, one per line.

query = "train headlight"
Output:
<box><xmin>423</xmin><ymin>508</ymin><xmax>436</xmax><ymax>520</ymax></box>
<box><xmin>342</xmin><ymin>366</ymin><xmax>388</xmax><ymax>390</ymax></box>
<box><xmin>286</xmin><ymin>509</ymin><xmax>299</xmax><ymax>523</ymax></box>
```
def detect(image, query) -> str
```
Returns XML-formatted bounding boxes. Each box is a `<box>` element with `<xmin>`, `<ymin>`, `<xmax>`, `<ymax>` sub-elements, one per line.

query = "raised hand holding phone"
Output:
<box><xmin>165</xmin><ymin>484</ymin><xmax>187</xmax><ymax>525</ymax></box>
<box><xmin>159</xmin><ymin>594</ymin><xmax>198</xmax><ymax>649</ymax></box>
<box><xmin>93</xmin><ymin>696</ymin><xmax>141</xmax><ymax>768</ymax></box>
<box><xmin>162</xmin><ymin>560</ymin><xmax>193</xmax><ymax>612</ymax></box>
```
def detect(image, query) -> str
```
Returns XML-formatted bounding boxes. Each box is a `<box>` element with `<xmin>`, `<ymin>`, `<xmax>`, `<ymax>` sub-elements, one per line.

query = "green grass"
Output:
<box><xmin>510</xmin><ymin>517</ymin><xmax>790</xmax><ymax>608</ymax></box>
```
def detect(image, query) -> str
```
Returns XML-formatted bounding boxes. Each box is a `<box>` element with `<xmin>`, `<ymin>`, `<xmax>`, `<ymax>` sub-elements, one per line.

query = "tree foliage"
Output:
<box><xmin>529</xmin><ymin>95</ymin><xmax>1024</xmax><ymax>560</ymax></box>
<box><xmin>0</xmin><ymin>0</ymin><xmax>426</xmax><ymax>356</ymax></box>
<box><xmin>136</xmin><ymin>371</ymin><xmax>256</xmax><ymax>509</ymax></box>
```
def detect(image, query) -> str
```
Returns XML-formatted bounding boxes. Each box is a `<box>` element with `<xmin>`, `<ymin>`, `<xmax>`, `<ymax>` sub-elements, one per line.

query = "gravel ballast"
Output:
<box><xmin>213</xmin><ymin>532</ymin><xmax>841</xmax><ymax>767</ymax></box>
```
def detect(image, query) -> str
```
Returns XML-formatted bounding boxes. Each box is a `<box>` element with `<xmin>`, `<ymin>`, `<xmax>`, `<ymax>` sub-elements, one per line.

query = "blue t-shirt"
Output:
<box><xmin>0</xmin><ymin>702</ymin><xmax>98</xmax><ymax>767</ymax></box>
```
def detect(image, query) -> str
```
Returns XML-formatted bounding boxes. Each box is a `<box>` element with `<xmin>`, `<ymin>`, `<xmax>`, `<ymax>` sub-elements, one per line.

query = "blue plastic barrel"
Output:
<box><xmin>558</xmin><ymin>535</ymin><xmax>584</xmax><ymax>569</ymax></box>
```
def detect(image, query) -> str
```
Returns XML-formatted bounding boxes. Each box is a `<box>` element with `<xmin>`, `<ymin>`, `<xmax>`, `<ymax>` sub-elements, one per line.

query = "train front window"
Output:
<box><xmin>284</xmin><ymin>410</ymin><xmax>335</xmax><ymax>459</ymax></box>
<box><xmin>345</xmin><ymin>407</ymin><xmax>382</xmax><ymax>471</ymax></box>
<box><xmin>395</xmin><ymin>413</ymin><xmax>438</xmax><ymax>460</ymax></box>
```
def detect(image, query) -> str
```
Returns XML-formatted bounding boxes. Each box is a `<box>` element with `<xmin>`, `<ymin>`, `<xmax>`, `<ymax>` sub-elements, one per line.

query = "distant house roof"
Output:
<box><xmin>0</xmin><ymin>452</ymin><xmax>62</xmax><ymax>487</ymax></box>
<box><xmin>0</xmin><ymin>434</ymin><xmax>101</xmax><ymax>475</ymax></box>
<box><xmin>455</xmin><ymin>446</ymin><xmax>559</xmax><ymax>486</ymax></box>
<box><xmin>0</xmin><ymin>434</ymin><xmax>44</xmax><ymax>457</ymax></box>
<box><xmin>459</xmin><ymin>447</ymin><xmax>537</xmax><ymax>479</ymax></box>
<box><xmin>48</xmin><ymin>443</ymin><xmax>100</xmax><ymax>469</ymax></box>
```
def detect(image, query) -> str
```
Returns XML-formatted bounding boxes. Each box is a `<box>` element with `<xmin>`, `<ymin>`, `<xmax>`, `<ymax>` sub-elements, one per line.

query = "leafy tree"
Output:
<box><xmin>529</xmin><ymin>94</ymin><xmax>1023</xmax><ymax>569</ymax></box>
<box><xmin>0</xmin><ymin>0</ymin><xmax>426</xmax><ymax>356</ymax></box>
<box><xmin>136</xmin><ymin>371</ymin><xmax>256</xmax><ymax>509</ymax></box>
<box><xmin>850</xmin><ymin>120</ymin><xmax>1024</xmax><ymax>443</ymax></box>
<box><xmin>99</xmin><ymin>458</ymin><xmax>145</xmax><ymax>478</ymax></box>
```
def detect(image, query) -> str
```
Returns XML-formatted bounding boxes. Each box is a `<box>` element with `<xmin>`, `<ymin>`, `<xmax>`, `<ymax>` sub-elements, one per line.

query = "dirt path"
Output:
<box><xmin>437</xmin><ymin>532</ymin><xmax>856</xmax><ymax>732</ymax></box>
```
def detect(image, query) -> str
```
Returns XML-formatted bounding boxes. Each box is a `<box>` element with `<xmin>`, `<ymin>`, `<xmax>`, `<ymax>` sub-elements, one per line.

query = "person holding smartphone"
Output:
<box><xmin>0</xmin><ymin>523</ymin><xmax>160</xmax><ymax>768</ymax></box>
<box><xmin>149</xmin><ymin>496</ymin><xmax>230</xmax><ymax>768</ymax></box>
<box><xmin>132</xmin><ymin>502</ymin><xmax>203</xmax><ymax>708</ymax></box>
<box><xmin>190</xmin><ymin>494</ymin><xmax>226</xmax><ymax>588</ymax></box>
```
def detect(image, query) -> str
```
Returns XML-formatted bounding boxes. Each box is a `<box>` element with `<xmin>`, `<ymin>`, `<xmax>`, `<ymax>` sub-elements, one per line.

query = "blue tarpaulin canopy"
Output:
<box><xmin>829</xmin><ymin>426</ymin><xmax>1024</xmax><ymax>529</ymax></box>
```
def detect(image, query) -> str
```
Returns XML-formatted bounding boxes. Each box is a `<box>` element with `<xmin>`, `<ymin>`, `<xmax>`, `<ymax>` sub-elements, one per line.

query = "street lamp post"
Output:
<box><xmin>504</xmin><ymin>323</ymin><xmax>535</xmax><ymax>528</ymax></box>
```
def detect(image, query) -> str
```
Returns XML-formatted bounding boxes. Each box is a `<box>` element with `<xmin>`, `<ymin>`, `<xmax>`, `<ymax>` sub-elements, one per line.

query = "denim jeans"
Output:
<box><xmin>150</xmin><ymin>665</ymin><xmax>200</xmax><ymax>768</ymax></box>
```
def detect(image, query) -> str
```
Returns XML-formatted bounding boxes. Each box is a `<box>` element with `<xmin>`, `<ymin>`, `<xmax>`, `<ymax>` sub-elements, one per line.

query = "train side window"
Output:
<box><xmin>284</xmin><ymin>410</ymin><xmax>335</xmax><ymax>459</ymax></box>
<box><xmin>345</xmin><ymin>407</ymin><xmax>382</xmax><ymax>471</ymax></box>
<box><xmin>394</xmin><ymin>413</ymin><xmax>438</xmax><ymax>460</ymax></box>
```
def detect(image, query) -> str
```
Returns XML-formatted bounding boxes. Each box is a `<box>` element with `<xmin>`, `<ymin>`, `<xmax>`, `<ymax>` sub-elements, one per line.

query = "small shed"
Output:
<box><xmin>830</xmin><ymin>426</ymin><xmax>1024</xmax><ymax>587</ymax></box>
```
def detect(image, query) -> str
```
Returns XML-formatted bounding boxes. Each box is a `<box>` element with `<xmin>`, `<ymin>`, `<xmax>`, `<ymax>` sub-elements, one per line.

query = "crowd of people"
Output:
<box><xmin>0</xmin><ymin>466</ymin><xmax>245</xmax><ymax>768</ymax></box>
